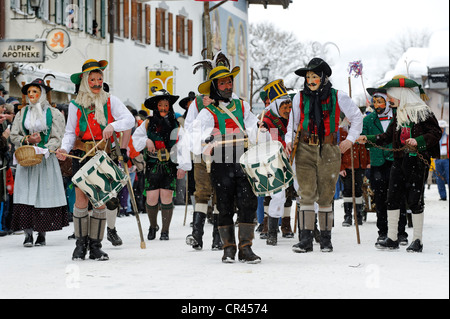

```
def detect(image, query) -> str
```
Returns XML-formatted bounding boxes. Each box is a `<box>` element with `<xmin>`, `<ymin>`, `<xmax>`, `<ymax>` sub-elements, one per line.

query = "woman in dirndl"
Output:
<box><xmin>9</xmin><ymin>78</ymin><xmax>68</xmax><ymax>247</ymax></box>
<box><xmin>132</xmin><ymin>90</ymin><xmax>191</xmax><ymax>241</ymax></box>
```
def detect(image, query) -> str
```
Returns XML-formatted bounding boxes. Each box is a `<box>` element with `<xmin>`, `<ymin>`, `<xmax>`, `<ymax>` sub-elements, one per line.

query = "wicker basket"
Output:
<box><xmin>15</xmin><ymin>145</ymin><xmax>43</xmax><ymax>167</ymax></box>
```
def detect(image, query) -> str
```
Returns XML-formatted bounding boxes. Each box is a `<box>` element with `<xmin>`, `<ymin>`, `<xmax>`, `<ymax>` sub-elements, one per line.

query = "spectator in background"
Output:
<box><xmin>436</xmin><ymin>120</ymin><xmax>449</xmax><ymax>201</ymax></box>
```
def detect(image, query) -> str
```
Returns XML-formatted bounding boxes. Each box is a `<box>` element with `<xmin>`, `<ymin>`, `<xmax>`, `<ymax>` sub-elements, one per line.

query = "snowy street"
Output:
<box><xmin>0</xmin><ymin>184</ymin><xmax>448</xmax><ymax>300</ymax></box>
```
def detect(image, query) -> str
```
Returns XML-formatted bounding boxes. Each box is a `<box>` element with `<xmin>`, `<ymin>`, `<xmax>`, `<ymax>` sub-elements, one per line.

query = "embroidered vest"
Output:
<box><xmin>263</xmin><ymin>110</ymin><xmax>287</xmax><ymax>145</ymax></box>
<box><xmin>298</xmin><ymin>89</ymin><xmax>340</xmax><ymax>136</ymax></box>
<box><xmin>72</xmin><ymin>98</ymin><xmax>114</xmax><ymax>140</ymax></box>
<box><xmin>21</xmin><ymin>106</ymin><xmax>53</xmax><ymax>148</ymax></box>
<box><xmin>205</xmin><ymin>99</ymin><xmax>245</xmax><ymax>136</ymax></box>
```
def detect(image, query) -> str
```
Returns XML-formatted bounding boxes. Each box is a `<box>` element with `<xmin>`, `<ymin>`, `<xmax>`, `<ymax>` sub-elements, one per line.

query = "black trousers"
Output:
<box><xmin>370</xmin><ymin>161</ymin><xmax>407</xmax><ymax>236</ymax></box>
<box><xmin>211</xmin><ymin>162</ymin><xmax>257</xmax><ymax>226</ymax></box>
<box><xmin>387</xmin><ymin>155</ymin><xmax>428</xmax><ymax>214</ymax></box>
<box><xmin>342</xmin><ymin>167</ymin><xmax>365</xmax><ymax>198</ymax></box>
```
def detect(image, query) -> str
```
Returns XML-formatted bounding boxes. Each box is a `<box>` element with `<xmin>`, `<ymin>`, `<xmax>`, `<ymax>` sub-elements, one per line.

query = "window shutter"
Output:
<box><xmin>85</xmin><ymin>0</ymin><xmax>93</xmax><ymax>33</ymax></box>
<box><xmin>115</xmin><ymin>0</ymin><xmax>121</xmax><ymax>36</ymax></box>
<box><xmin>131</xmin><ymin>0</ymin><xmax>137</xmax><ymax>40</ymax></box>
<box><xmin>123</xmin><ymin>0</ymin><xmax>129</xmax><ymax>38</ymax></box>
<box><xmin>101</xmin><ymin>0</ymin><xmax>106</xmax><ymax>38</ymax></box>
<box><xmin>188</xmin><ymin>19</ymin><xmax>193</xmax><ymax>56</ymax></box>
<box><xmin>168</xmin><ymin>12</ymin><xmax>173</xmax><ymax>51</ymax></box>
<box><xmin>155</xmin><ymin>8</ymin><xmax>161</xmax><ymax>47</ymax></box>
<box><xmin>145</xmin><ymin>4</ymin><xmax>151</xmax><ymax>44</ymax></box>
<box><xmin>176</xmin><ymin>15</ymin><xmax>181</xmax><ymax>53</ymax></box>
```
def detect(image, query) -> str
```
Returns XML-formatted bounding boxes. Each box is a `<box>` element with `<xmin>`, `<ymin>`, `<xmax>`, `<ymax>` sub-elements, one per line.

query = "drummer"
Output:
<box><xmin>10</xmin><ymin>78</ymin><xmax>68</xmax><ymax>247</ymax></box>
<box><xmin>192</xmin><ymin>63</ymin><xmax>262</xmax><ymax>264</ymax></box>
<box><xmin>56</xmin><ymin>59</ymin><xmax>134</xmax><ymax>261</ymax></box>
<box><xmin>260</xmin><ymin>79</ymin><xmax>295</xmax><ymax>245</ymax></box>
<box><xmin>131</xmin><ymin>89</ymin><xmax>191</xmax><ymax>241</ymax></box>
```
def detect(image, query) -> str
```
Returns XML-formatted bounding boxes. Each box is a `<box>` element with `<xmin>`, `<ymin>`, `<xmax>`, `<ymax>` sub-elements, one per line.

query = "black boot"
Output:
<box><xmin>211</xmin><ymin>214</ymin><xmax>223</xmax><ymax>250</ymax></box>
<box><xmin>34</xmin><ymin>232</ymin><xmax>46</xmax><ymax>246</ymax></box>
<box><xmin>376</xmin><ymin>237</ymin><xmax>399</xmax><ymax>250</ymax></box>
<box><xmin>72</xmin><ymin>213</ymin><xmax>89</xmax><ymax>260</ymax></box>
<box><xmin>342</xmin><ymin>202</ymin><xmax>352</xmax><ymax>227</ymax></box>
<box><xmin>292</xmin><ymin>230</ymin><xmax>313</xmax><ymax>253</ymax></box>
<box><xmin>238</xmin><ymin>223</ymin><xmax>261</xmax><ymax>263</ymax></box>
<box><xmin>186</xmin><ymin>211</ymin><xmax>206</xmax><ymax>250</ymax></box>
<box><xmin>89</xmin><ymin>215</ymin><xmax>109</xmax><ymax>261</ymax></box>
<box><xmin>281</xmin><ymin>217</ymin><xmax>294</xmax><ymax>238</ymax></box>
<box><xmin>72</xmin><ymin>236</ymin><xmax>89</xmax><ymax>260</ymax></box>
<box><xmin>356</xmin><ymin>203</ymin><xmax>364</xmax><ymax>226</ymax></box>
<box><xmin>406</xmin><ymin>239</ymin><xmax>423</xmax><ymax>252</ymax></box>
<box><xmin>320</xmin><ymin>230</ymin><xmax>333</xmax><ymax>252</ymax></box>
<box><xmin>107</xmin><ymin>227</ymin><xmax>123</xmax><ymax>246</ymax></box>
<box><xmin>219</xmin><ymin>225</ymin><xmax>237</xmax><ymax>263</ymax></box>
<box><xmin>23</xmin><ymin>232</ymin><xmax>33</xmax><ymax>248</ymax></box>
<box><xmin>266</xmin><ymin>216</ymin><xmax>278</xmax><ymax>246</ymax></box>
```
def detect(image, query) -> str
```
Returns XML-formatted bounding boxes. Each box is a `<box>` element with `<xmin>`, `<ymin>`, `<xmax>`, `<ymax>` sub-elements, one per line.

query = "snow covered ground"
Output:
<box><xmin>0</xmin><ymin>184</ymin><xmax>448</xmax><ymax>300</ymax></box>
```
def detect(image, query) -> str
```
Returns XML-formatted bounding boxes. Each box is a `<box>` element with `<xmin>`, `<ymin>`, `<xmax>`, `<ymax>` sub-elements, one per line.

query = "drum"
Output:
<box><xmin>240</xmin><ymin>141</ymin><xmax>294</xmax><ymax>196</ymax></box>
<box><xmin>72</xmin><ymin>150</ymin><xmax>128</xmax><ymax>208</ymax></box>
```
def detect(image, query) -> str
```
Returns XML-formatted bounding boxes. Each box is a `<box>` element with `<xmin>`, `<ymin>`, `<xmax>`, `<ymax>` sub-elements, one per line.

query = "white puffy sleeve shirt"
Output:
<box><xmin>61</xmin><ymin>95</ymin><xmax>135</xmax><ymax>153</ymax></box>
<box><xmin>286</xmin><ymin>90</ymin><xmax>363</xmax><ymax>145</ymax></box>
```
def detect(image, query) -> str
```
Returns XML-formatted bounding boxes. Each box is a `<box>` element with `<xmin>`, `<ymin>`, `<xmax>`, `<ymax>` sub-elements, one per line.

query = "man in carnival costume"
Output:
<box><xmin>286</xmin><ymin>58</ymin><xmax>363</xmax><ymax>253</ymax></box>
<box><xmin>56</xmin><ymin>59</ymin><xmax>134</xmax><ymax>261</ymax></box>
<box><xmin>362</xmin><ymin>87</ymin><xmax>408</xmax><ymax>247</ymax></box>
<box><xmin>358</xmin><ymin>75</ymin><xmax>441</xmax><ymax>252</ymax></box>
<box><xmin>192</xmin><ymin>58</ymin><xmax>262</xmax><ymax>264</ymax></box>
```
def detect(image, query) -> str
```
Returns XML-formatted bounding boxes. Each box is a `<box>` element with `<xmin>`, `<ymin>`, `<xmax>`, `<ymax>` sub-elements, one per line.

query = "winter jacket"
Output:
<box><xmin>362</xmin><ymin>111</ymin><xmax>394</xmax><ymax>166</ymax></box>
<box><xmin>367</xmin><ymin>112</ymin><xmax>441</xmax><ymax>160</ymax></box>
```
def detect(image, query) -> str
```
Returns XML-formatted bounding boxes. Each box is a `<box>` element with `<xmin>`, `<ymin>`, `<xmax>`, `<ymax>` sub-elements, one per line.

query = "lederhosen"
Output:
<box><xmin>206</xmin><ymin>99</ymin><xmax>257</xmax><ymax>226</ymax></box>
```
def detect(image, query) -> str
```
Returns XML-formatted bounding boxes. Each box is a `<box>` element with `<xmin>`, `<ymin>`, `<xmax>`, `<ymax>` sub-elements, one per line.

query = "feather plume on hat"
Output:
<box><xmin>193</xmin><ymin>49</ymin><xmax>230</xmax><ymax>74</ymax></box>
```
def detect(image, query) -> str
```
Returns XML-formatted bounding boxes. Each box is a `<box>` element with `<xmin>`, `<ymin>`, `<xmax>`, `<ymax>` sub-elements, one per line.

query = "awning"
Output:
<box><xmin>14</xmin><ymin>65</ymin><xmax>75</xmax><ymax>95</ymax></box>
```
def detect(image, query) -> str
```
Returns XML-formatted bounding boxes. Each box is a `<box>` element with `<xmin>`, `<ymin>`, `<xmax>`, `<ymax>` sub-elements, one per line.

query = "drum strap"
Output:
<box><xmin>216</xmin><ymin>102</ymin><xmax>248</xmax><ymax>139</ymax></box>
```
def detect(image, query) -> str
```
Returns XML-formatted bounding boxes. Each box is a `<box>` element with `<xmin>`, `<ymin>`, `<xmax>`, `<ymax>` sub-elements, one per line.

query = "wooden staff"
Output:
<box><xmin>290</xmin><ymin>117</ymin><xmax>303</xmax><ymax>233</ymax></box>
<box><xmin>20</xmin><ymin>81</ymin><xmax>26</xmax><ymax>109</ymax></box>
<box><xmin>350</xmin><ymin>146</ymin><xmax>361</xmax><ymax>244</ymax></box>
<box><xmin>46</xmin><ymin>79</ymin><xmax>52</xmax><ymax>105</ymax></box>
<box><xmin>113</xmin><ymin>134</ymin><xmax>146</xmax><ymax>249</ymax></box>
<box><xmin>183</xmin><ymin>171</ymin><xmax>189</xmax><ymax>226</ymax></box>
<box><xmin>348</xmin><ymin>78</ymin><xmax>361</xmax><ymax>244</ymax></box>
<box><xmin>256</xmin><ymin>110</ymin><xmax>266</xmax><ymax>144</ymax></box>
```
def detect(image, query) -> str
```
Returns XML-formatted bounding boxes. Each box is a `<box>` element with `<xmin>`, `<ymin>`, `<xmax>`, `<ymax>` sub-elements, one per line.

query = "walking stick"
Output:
<box><xmin>113</xmin><ymin>134</ymin><xmax>146</xmax><ymax>249</ymax></box>
<box><xmin>290</xmin><ymin>117</ymin><xmax>303</xmax><ymax>233</ymax></box>
<box><xmin>183</xmin><ymin>171</ymin><xmax>188</xmax><ymax>226</ymax></box>
<box><xmin>350</xmin><ymin>146</ymin><xmax>361</xmax><ymax>244</ymax></box>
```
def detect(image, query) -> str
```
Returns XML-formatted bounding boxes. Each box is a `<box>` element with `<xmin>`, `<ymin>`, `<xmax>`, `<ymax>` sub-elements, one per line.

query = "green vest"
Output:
<box><xmin>21</xmin><ymin>106</ymin><xmax>53</xmax><ymax>148</ymax></box>
<box><xmin>205</xmin><ymin>99</ymin><xmax>245</xmax><ymax>135</ymax></box>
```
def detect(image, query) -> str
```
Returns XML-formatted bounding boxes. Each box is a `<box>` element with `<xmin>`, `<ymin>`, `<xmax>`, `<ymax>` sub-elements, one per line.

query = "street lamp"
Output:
<box><xmin>29</xmin><ymin>0</ymin><xmax>42</xmax><ymax>16</ymax></box>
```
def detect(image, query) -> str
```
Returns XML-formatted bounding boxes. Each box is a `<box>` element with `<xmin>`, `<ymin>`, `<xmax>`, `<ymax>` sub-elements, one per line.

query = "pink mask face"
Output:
<box><xmin>88</xmin><ymin>71</ymin><xmax>103</xmax><ymax>94</ymax></box>
<box><xmin>373</xmin><ymin>96</ymin><xmax>387</xmax><ymax>114</ymax></box>
<box><xmin>157</xmin><ymin>100</ymin><xmax>170</xmax><ymax>117</ymax></box>
<box><xmin>387</xmin><ymin>94</ymin><xmax>400</xmax><ymax>108</ymax></box>
<box><xmin>306</xmin><ymin>71</ymin><xmax>321</xmax><ymax>91</ymax></box>
<box><xmin>27</xmin><ymin>86</ymin><xmax>41</xmax><ymax>104</ymax></box>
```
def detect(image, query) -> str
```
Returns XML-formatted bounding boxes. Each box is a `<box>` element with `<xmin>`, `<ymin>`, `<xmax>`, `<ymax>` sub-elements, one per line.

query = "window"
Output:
<box><xmin>176</xmin><ymin>15</ymin><xmax>193</xmax><ymax>56</ymax></box>
<box><xmin>155</xmin><ymin>8</ymin><xmax>173</xmax><ymax>51</ymax></box>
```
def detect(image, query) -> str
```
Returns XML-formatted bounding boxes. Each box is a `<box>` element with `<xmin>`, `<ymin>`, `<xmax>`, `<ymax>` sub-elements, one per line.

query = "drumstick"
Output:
<box><xmin>256</xmin><ymin>110</ymin><xmax>266</xmax><ymax>144</ymax></box>
<box><xmin>49</xmin><ymin>150</ymin><xmax>82</xmax><ymax>160</ymax></box>
<box><xmin>79</xmin><ymin>139</ymin><xmax>105</xmax><ymax>162</ymax></box>
<box><xmin>202</xmin><ymin>138</ymin><xmax>248</xmax><ymax>147</ymax></box>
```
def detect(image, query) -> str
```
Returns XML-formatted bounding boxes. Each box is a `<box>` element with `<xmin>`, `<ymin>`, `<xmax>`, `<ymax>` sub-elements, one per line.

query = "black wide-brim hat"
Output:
<box><xmin>144</xmin><ymin>89</ymin><xmax>179</xmax><ymax>111</ymax></box>
<box><xmin>294</xmin><ymin>57</ymin><xmax>332</xmax><ymax>77</ymax></box>
<box><xmin>366</xmin><ymin>87</ymin><xmax>387</xmax><ymax>96</ymax></box>
<box><xmin>21</xmin><ymin>78</ymin><xmax>53</xmax><ymax>95</ymax></box>
<box><xmin>179</xmin><ymin>91</ymin><xmax>196</xmax><ymax>110</ymax></box>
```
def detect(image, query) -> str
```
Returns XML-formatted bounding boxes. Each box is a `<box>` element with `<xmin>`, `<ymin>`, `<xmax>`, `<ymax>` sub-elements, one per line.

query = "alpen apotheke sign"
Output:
<box><xmin>0</xmin><ymin>40</ymin><xmax>45</xmax><ymax>63</ymax></box>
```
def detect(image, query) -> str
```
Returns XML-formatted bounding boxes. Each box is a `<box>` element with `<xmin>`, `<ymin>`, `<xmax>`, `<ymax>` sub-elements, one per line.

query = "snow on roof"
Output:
<box><xmin>393</xmin><ymin>47</ymin><xmax>429</xmax><ymax>77</ymax></box>
<box><xmin>427</xmin><ymin>29</ymin><xmax>449</xmax><ymax>69</ymax></box>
